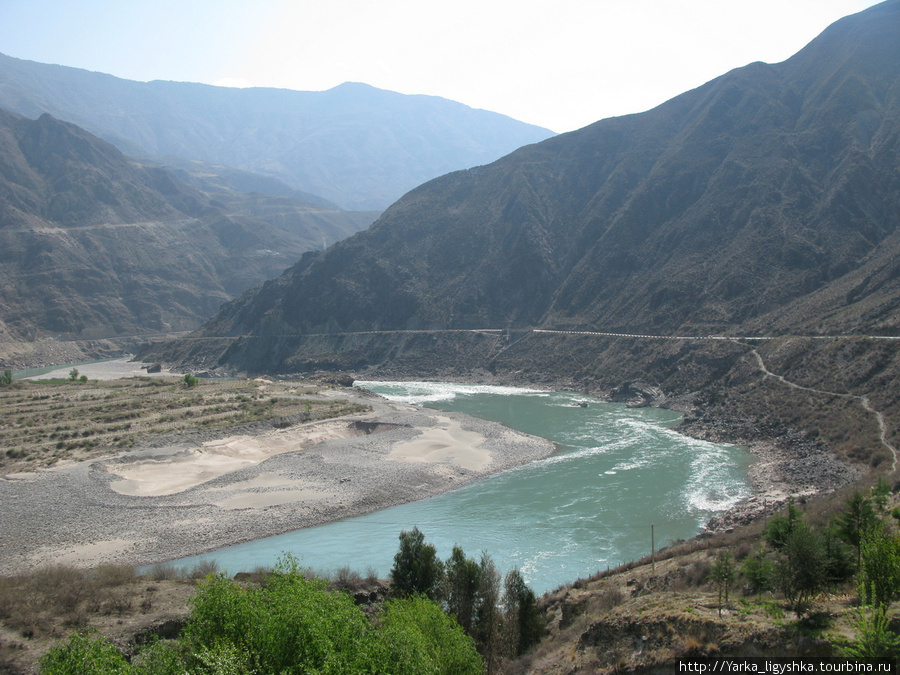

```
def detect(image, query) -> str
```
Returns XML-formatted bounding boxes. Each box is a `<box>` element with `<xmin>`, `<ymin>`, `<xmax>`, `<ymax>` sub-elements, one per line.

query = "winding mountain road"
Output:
<box><xmin>750</xmin><ymin>349</ymin><xmax>898</xmax><ymax>473</ymax></box>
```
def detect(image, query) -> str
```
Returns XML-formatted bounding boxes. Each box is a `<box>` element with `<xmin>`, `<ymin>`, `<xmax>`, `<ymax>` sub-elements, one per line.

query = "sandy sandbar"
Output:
<box><xmin>0</xmin><ymin>387</ymin><xmax>555</xmax><ymax>573</ymax></box>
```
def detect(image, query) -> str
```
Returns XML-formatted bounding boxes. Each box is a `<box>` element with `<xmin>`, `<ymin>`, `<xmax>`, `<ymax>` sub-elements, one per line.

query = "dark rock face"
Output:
<box><xmin>0</xmin><ymin>109</ymin><xmax>375</xmax><ymax>341</ymax></box>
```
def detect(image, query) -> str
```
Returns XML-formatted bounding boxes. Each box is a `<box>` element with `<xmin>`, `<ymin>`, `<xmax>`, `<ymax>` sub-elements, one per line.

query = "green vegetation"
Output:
<box><xmin>388</xmin><ymin>528</ymin><xmax>543</xmax><ymax>670</ymax></box>
<box><xmin>25</xmin><ymin>530</ymin><xmax>544</xmax><ymax>674</ymax></box>
<box><xmin>0</xmin><ymin>369</ymin><xmax>12</xmax><ymax>386</ymax></box>
<box><xmin>39</xmin><ymin>555</ymin><xmax>482</xmax><ymax>674</ymax></box>
<box><xmin>709</xmin><ymin>550</ymin><xmax>735</xmax><ymax>616</ymax></box>
<box><xmin>182</xmin><ymin>373</ymin><xmax>198</xmax><ymax>388</ymax></box>
<box><xmin>389</xmin><ymin>526</ymin><xmax>444</xmax><ymax>601</ymax></box>
<box><xmin>705</xmin><ymin>485</ymin><xmax>900</xmax><ymax>654</ymax></box>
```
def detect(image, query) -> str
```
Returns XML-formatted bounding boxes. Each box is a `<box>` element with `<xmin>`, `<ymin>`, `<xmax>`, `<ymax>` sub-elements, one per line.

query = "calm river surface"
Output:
<box><xmin>167</xmin><ymin>382</ymin><xmax>752</xmax><ymax>594</ymax></box>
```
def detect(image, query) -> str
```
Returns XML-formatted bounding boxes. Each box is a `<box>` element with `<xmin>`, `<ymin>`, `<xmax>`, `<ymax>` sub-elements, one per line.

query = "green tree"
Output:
<box><xmin>183</xmin><ymin>373</ymin><xmax>199</xmax><ymax>388</ymax></box>
<box><xmin>837</xmin><ymin>490</ymin><xmax>879</xmax><ymax>568</ymax></box>
<box><xmin>710</xmin><ymin>550</ymin><xmax>736</xmax><ymax>616</ymax></box>
<box><xmin>0</xmin><ymin>369</ymin><xmax>12</xmax><ymax>385</ymax></box>
<box><xmin>68</xmin><ymin>368</ymin><xmax>79</xmax><ymax>382</ymax></box>
<box><xmin>822</xmin><ymin>524</ymin><xmax>856</xmax><ymax>584</ymax></box>
<box><xmin>776</xmin><ymin>523</ymin><xmax>826</xmax><ymax>614</ymax></box>
<box><xmin>474</xmin><ymin>552</ymin><xmax>503</xmax><ymax>674</ymax></box>
<box><xmin>502</xmin><ymin>568</ymin><xmax>542</xmax><ymax>657</ymax></box>
<box><xmin>859</xmin><ymin>528</ymin><xmax>900</xmax><ymax>608</ymax></box>
<box><xmin>390</xmin><ymin>527</ymin><xmax>445</xmax><ymax>601</ymax></box>
<box><xmin>741</xmin><ymin>545</ymin><xmax>774</xmax><ymax>595</ymax></box>
<box><xmin>377</xmin><ymin>595</ymin><xmax>483</xmax><ymax>675</ymax></box>
<box><xmin>871</xmin><ymin>477</ymin><xmax>891</xmax><ymax>517</ymax></box>
<box><xmin>445</xmin><ymin>545</ymin><xmax>481</xmax><ymax>634</ymax></box>
<box><xmin>765</xmin><ymin>496</ymin><xmax>803</xmax><ymax>551</ymax></box>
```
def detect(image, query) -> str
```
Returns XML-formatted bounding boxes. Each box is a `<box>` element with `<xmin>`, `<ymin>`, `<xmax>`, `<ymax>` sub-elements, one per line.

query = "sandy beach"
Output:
<box><xmin>0</xmin><ymin>370</ymin><xmax>555</xmax><ymax>574</ymax></box>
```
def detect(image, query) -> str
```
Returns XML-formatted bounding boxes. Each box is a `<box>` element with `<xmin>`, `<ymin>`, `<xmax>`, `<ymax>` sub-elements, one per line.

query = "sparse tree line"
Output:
<box><xmin>38</xmin><ymin>528</ymin><xmax>541</xmax><ymax>674</ymax></box>
<box><xmin>388</xmin><ymin>526</ymin><xmax>542</xmax><ymax>673</ymax></box>
<box><xmin>709</xmin><ymin>479</ymin><xmax>900</xmax><ymax>657</ymax></box>
<box><xmin>0</xmin><ymin>368</ymin><xmax>88</xmax><ymax>385</ymax></box>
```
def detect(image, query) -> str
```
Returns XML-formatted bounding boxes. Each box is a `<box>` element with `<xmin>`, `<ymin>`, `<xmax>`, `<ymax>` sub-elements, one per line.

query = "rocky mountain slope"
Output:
<box><xmin>166</xmin><ymin>1</ymin><xmax>899</xmax><ymax>345</ymax></box>
<box><xmin>146</xmin><ymin>2</ymin><xmax>900</xmax><ymax>472</ymax></box>
<box><xmin>0</xmin><ymin>108</ymin><xmax>376</xmax><ymax>350</ymax></box>
<box><xmin>0</xmin><ymin>58</ymin><xmax>554</xmax><ymax>210</ymax></box>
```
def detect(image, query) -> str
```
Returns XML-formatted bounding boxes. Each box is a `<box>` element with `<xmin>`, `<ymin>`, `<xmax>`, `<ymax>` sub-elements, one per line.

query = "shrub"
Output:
<box><xmin>839</xmin><ymin>600</ymin><xmax>900</xmax><ymax>659</ymax></box>
<box><xmin>375</xmin><ymin>595</ymin><xmax>483</xmax><ymax>675</ymax></box>
<box><xmin>741</xmin><ymin>546</ymin><xmax>774</xmax><ymax>595</ymax></box>
<box><xmin>38</xmin><ymin>555</ymin><xmax>487</xmax><ymax>674</ymax></box>
<box><xmin>39</xmin><ymin>629</ymin><xmax>130</xmax><ymax>675</ymax></box>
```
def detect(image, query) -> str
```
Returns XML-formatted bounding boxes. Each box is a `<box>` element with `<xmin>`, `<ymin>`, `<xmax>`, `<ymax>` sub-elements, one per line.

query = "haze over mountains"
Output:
<box><xmin>166</xmin><ymin>0</ymin><xmax>899</xmax><ymax>376</ymax></box>
<box><xmin>0</xmin><ymin>108</ymin><xmax>377</xmax><ymax>348</ymax></box>
<box><xmin>0</xmin><ymin>54</ymin><xmax>555</xmax><ymax>210</ymax></box>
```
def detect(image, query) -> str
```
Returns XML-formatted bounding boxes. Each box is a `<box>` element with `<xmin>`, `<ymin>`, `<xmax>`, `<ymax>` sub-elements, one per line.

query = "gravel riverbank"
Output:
<box><xmin>0</xmin><ymin>385</ymin><xmax>555</xmax><ymax>574</ymax></box>
<box><xmin>0</xmin><ymin>360</ymin><xmax>863</xmax><ymax>574</ymax></box>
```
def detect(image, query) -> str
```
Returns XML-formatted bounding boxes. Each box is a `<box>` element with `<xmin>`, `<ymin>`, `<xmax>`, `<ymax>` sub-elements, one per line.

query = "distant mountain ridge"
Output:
<box><xmin>0</xmin><ymin>109</ymin><xmax>376</xmax><ymax>344</ymax></box>
<box><xmin>179</xmin><ymin>0</ymin><xmax>899</xmax><ymax>354</ymax></box>
<box><xmin>0</xmin><ymin>57</ymin><xmax>555</xmax><ymax>210</ymax></box>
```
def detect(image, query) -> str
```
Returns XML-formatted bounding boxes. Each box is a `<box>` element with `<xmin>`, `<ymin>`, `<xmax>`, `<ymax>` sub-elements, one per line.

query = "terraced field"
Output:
<box><xmin>0</xmin><ymin>377</ymin><xmax>368</xmax><ymax>472</ymax></box>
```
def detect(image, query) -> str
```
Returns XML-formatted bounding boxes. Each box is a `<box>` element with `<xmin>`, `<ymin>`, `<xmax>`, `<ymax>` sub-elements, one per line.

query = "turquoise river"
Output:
<box><xmin>167</xmin><ymin>381</ymin><xmax>753</xmax><ymax>594</ymax></box>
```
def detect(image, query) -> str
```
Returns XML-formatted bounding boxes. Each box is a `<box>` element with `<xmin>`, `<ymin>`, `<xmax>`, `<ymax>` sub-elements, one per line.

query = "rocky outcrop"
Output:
<box><xmin>610</xmin><ymin>382</ymin><xmax>666</xmax><ymax>408</ymax></box>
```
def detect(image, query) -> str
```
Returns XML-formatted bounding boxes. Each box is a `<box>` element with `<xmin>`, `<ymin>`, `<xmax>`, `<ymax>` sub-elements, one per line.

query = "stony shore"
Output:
<box><xmin>0</xmin><ymin>380</ymin><xmax>555</xmax><ymax>574</ymax></box>
<box><xmin>0</xmin><ymin>359</ymin><xmax>863</xmax><ymax>576</ymax></box>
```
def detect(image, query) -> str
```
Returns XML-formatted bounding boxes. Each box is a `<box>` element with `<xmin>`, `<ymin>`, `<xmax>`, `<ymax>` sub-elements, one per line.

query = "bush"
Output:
<box><xmin>39</xmin><ymin>629</ymin><xmax>130</xmax><ymax>675</ymax></box>
<box><xmin>376</xmin><ymin>595</ymin><xmax>483</xmax><ymax>675</ymax></box>
<box><xmin>741</xmin><ymin>546</ymin><xmax>774</xmax><ymax>595</ymax></box>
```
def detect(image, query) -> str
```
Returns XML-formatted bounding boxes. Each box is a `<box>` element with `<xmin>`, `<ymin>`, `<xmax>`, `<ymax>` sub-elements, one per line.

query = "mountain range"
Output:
<box><xmin>0</xmin><ymin>108</ymin><xmax>376</xmax><ymax>349</ymax></box>
<box><xmin>0</xmin><ymin>55</ymin><xmax>554</xmax><ymax>210</ymax></box>
<box><xmin>170</xmin><ymin>1</ymin><xmax>900</xmax><ymax>347</ymax></box>
<box><xmin>147</xmin><ymin>1</ymin><xmax>900</xmax><ymax>467</ymax></box>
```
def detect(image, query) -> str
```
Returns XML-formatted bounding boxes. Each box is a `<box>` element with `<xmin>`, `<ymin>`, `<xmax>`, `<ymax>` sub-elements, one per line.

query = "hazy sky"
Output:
<box><xmin>0</xmin><ymin>0</ymin><xmax>884</xmax><ymax>132</ymax></box>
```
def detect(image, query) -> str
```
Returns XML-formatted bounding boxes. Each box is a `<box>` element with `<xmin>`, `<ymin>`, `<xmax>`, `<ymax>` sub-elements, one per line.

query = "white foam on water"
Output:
<box><xmin>536</xmin><ymin>443</ymin><xmax>613</xmax><ymax>466</ymax></box>
<box><xmin>355</xmin><ymin>380</ymin><xmax>548</xmax><ymax>405</ymax></box>
<box><xmin>682</xmin><ymin>442</ymin><xmax>751</xmax><ymax>513</ymax></box>
<box><xmin>610</xmin><ymin>458</ymin><xmax>649</xmax><ymax>472</ymax></box>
